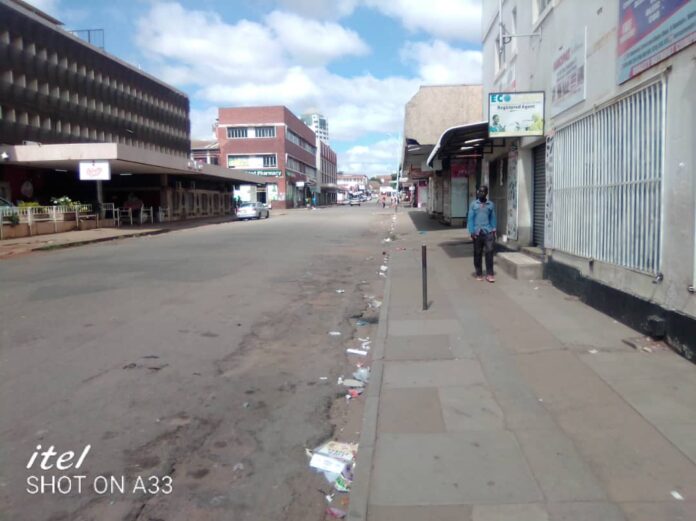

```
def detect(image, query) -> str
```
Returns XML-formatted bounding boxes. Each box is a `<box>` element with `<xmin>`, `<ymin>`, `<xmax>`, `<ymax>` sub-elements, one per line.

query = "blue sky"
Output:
<box><xmin>27</xmin><ymin>0</ymin><xmax>483</xmax><ymax>173</ymax></box>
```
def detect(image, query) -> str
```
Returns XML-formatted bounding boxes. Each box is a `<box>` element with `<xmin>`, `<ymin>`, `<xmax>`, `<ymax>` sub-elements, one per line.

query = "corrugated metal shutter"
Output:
<box><xmin>532</xmin><ymin>144</ymin><xmax>546</xmax><ymax>247</ymax></box>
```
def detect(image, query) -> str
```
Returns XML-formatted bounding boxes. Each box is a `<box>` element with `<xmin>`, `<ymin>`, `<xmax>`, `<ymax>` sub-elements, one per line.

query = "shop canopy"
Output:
<box><xmin>427</xmin><ymin>121</ymin><xmax>499</xmax><ymax>167</ymax></box>
<box><xmin>3</xmin><ymin>142</ymin><xmax>267</xmax><ymax>185</ymax></box>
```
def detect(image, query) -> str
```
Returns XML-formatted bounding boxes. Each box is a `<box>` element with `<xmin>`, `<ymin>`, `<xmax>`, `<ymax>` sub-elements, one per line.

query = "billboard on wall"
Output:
<box><xmin>551</xmin><ymin>29</ymin><xmax>586</xmax><ymax>116</ymax></box>
<box><xmin>228</xmin><ymin>156</ymin><xmax>263</xmax><ymax>169</ymax></box>
<box><xmin>617</xmin><ymin>0</ymin><xmax>695</xmax><ymax>84</ymax></box>
<box><xmin>488</xmin><ymin>92</ymin><xmax>545</xmax><ymax>138</ymax></box>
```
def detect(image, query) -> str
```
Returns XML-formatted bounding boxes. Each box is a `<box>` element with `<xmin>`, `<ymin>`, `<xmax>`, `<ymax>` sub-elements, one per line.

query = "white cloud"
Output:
<box><xmin>339</xmin><ymin>136</ymin><xmax>401</xmax><ymax>174</ymax></box>
<box><xmin>401</xmin><ymin>40</ymin><xmax>482</xmax><ymax>84</ymax></box>
<box><xmin>189</xmin><ymin>106</ymin><xmax>218</xmax><ymax>140</ymax></box>
<box><xmin>274</xmin><ymin>0</ymin><xmax>359</xmax><ymax>20</ymax></box>
<box><xmin>135</xmin><ymin>2</ymin><xmax>480</xmax><ymax>173</ymax></box>
<box><xmin>367</xmin><ymin>0</ymin><xmax>481</xmax><ymax>42</ymax></box>
<box><xmin>265</xmin><ymin>11</ymin><xmax>369</xmax><ymax>66</ymax></box>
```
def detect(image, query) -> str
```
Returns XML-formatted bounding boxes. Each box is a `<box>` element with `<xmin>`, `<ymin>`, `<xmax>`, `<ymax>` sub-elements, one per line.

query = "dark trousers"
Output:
<box><xmin>473</xmin><ymin>232</ymin><xmax>495</xmax><ymax>276</ymax></box>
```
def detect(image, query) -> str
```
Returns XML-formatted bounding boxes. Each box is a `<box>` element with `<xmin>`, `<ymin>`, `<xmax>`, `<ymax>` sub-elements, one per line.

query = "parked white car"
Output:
<box><xmin>237</xmin><ymin>202</ymin><xmax>270</xmax><ymax>220</ymax></box>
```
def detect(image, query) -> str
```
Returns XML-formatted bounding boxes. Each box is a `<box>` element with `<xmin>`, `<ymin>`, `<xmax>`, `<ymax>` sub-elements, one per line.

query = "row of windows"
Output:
<box><xmin>0</xmin><ymin>31</ymin><xmax>187</xmax><ymax>118</ymax></box>
<box><xmin>286</xmin><ymin>129</ymin><xmax>317</xmax><ymax>154</ymax></box>
<box><xmin>226</xmin><ymin>126</ymin><xmax>276</xmax><ymax>139</ymax></box>
<box><xmin>0</xmin><ymin>105</ymin><xmax>185</xmax><ymax>154</ymax></box>
<box><xmin>1</xmin><ymin>71</ymin><xmax>187</xmax><ymax>139</ymax></box>
<box><xmin>286</xmin><ymin>156</ymin><xmax>317</xmax><ymax>177</ymax></box>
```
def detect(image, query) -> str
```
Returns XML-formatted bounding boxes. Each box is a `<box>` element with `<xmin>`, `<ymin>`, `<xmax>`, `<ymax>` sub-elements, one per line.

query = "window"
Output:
<box><xmin>262</xmin><ymin>154</ymin><xmax>276</xmax><ymax>167</ymax></box>
<box><xmin>227</xmin><ymin>127</ymin><xmax>248</xmax><ymax>138</ymax></box>
<box><xmin>552</xmin><ymin>82</ymin><xmax>664</xmax><ymax>274</ymax></box>
<box><xmin>533</xmin><ymin>0</ymin><xmax>553</xmax><ymax>24</ymax></box>
<box><xmin>254</xmin><ymin>126</ymin><xmax>276</xmax><ymax>138</ymax></box>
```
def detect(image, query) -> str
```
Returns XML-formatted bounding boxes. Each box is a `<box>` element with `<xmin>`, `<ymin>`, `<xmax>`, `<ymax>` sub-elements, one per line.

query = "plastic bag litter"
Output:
<box><xmin>380</xmin><ymin>265</ymin><xmax>388</xmax><ymax>272</ymax></box>
<box><xmin>335</xmin><ymin>289</ymin><xmax>345</xmax><ymax>294</ymax></box>
<box><xmin>358</xmin><ymin>337</ymin><xmax>370</xmax><ymax>342</ymax></box>
<box><xmin>329</xmin><ymin>331</ymin><xmax>342</xmax><ymax>336</ymax></box>
<box><xmin>310</xmin><ymin>453</ymin><xmax>349</xmax><ymax>474</ymax></box>
<box><xmin>326</xmin><ymin>507</ymin><xmax>347</xmax><ymax>518</ymax></box>
<box><xmin>356</xmin><ymin>319</ymin><xmax>368</xmax><ymax>326</ymax></box>
<box><xmin>338</xmin><ymin>377</ymin><xmax>365</xmax><ymax>388</ymax></box>
<box><xmin>346</xmin><ymin>388</ymin><xmax>363</xmax><ymax>399</ymax></box>
<box><xmin>353</xmin><ymin>367</ymin><xmax>370</xmax><ymax>383</ymax></box>
<box><xmin>346</xmin><ymin>348</ymin><xmax>368</xmax><ymax>356</ymax></box>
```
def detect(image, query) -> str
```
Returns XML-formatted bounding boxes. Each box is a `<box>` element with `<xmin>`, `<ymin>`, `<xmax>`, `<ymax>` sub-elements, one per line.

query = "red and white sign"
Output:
<box><xmin>79</xmin><ymin>161</ymin><xmax>111</xmax><ymax>181</ymax></box>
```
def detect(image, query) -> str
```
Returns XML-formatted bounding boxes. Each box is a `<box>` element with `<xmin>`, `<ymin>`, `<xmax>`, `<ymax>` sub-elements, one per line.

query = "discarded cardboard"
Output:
<box><xmin>310</xmin><ymin>453</ymin><xmax>349</xmax><ymax>474</ymax></box>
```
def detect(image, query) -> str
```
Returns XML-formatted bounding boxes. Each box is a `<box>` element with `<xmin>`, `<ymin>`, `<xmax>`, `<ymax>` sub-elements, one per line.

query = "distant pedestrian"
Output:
<box><xmin>467</xmin><ymin>186</ymin><xmax>497</xmax><ymax>282</ymax></box>
<box><xmin>381</xmin><ymin>194</ymin><xmax>386</xmax><ymax>209</ymax></box>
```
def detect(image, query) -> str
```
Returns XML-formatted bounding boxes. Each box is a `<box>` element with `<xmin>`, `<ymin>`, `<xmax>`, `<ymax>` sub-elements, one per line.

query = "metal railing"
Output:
<box><xmin>0</xmin><ymin>204</ymin><xmax>100</xmax><ymax>239</ymax></box>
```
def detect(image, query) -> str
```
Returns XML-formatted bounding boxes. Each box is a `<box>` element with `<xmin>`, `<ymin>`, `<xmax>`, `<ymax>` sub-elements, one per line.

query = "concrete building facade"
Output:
<box><xmin>0</xmin><ymin>0</ymin><xmax>262</xmax><ymax>236</ymax></box>
<box><xmin>301</xmin><ymin>112</ymin><xmax>329</xmax><ymax>143</ymax></box>
<box><xmin>0</xmin><ymin>0</ymin><xmax>190</xmax><ymax>156</ymax></box>
<box><xmin>481</xmin><ymin>0</ymin><xmax>696</xmax><ymax>359</ymax></box>
<box><xmin>401</xmin><ymin>84</ymin><xmax>483</xmax><ymax>224</ymax></box>
<box><xmin>217</xmin><ymin>106</ymin><xmax>318</xmax><ymax>209</ymax></box>
<box><xmin>317</xmin><ymin>139</ymin><xmax>337</xmax><ymax>205</ymax></box>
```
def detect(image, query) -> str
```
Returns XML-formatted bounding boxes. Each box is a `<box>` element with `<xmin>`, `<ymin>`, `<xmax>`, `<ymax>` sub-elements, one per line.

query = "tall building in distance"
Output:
<box><xmin>301</xmin><ymin>112</ymin><xmax>329</xmax><ymax>143</ymax></box>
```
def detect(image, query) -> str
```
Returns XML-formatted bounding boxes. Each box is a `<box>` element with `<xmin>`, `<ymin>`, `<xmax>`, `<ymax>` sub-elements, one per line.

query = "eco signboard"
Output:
<box><xmin>488</xmin><ymin>92</ymin><xmax>545</xmax><ymax>138</ymax></box>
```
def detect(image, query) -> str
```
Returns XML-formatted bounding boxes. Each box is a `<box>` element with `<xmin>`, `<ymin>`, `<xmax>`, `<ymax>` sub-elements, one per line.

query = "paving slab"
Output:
<box><xmin>384</xmin><ymin>334</ymin><xmax>455</xmax><ymax>361</ymax></box>
<box><xmin>579</xmin><ymin>351</ymin><xmax>694</xmax><ymax>382</ymax></box>
<box><xmin>546</xmin><ymin>501</ymin><xmax>627</xmax><ymax>521</ymax></box>
<box><xmin>619</xmin><ymin>501</ymin><xmax>696</xmax><ymax>521</ymax></box>
<box><xmin>370</xmin><ymin>432</ymin><xmax>543</xmax><ymax>506</ymax></box>
<box><xmin>368</xmin><ymin>504</ymin><xmax>473</xmax><ymax>521</ymax></box>
<box><xmin>514</xmin><ymin>429</ymin><xmax>607</xmax><ymax>501</ymax></box>
<box><xmin>653</xmin><ymin>423</ymin><xmax>696</xmax><ymax>464</ymax></box>
<box><xmin>388</xmin><ymin>319</ymin><xmax>463</xmax><ymax>336</ymax></box>
<box><xmin>382</xmin><ymin>359</ymin><xmax>486</xmax><ymax>389</ymax></box>
<box><xmin>377</xmin><ymin>388</ymin><xmax>446</xmax><ymax>433</ymax></box>
<box><xmin>472</xmin><ymin>503</ymin><xmax>549</xmax><ymax>521</ymax></box>
<box><xmin>439</xmin><ymin>385</ymin><xmax>505</xmax><ymax>431</ymax></box>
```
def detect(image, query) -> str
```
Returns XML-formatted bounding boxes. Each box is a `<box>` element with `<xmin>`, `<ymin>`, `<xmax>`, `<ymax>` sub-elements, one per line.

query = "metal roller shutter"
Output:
<box><xmin>532</xmin><ymin>144</ymin><xmax>546</xmax><ymax>247</ymax></box>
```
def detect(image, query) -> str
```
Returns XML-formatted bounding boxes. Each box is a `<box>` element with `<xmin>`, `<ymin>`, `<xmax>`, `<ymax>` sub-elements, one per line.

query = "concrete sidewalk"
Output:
<box><xmin>351</xmin><ymin>210</ymin><xmax>696</xmax><ymax>521</ymax></box>
<box><xmin>0</xmin><ymin>215</ymin><xmax>241</xmax><ymax>259</ymax></box>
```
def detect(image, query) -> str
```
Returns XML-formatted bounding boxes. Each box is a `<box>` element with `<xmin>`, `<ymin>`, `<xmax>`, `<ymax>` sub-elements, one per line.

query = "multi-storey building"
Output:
<box><xmin>217</xmin><ymin>106</ymin><xmax>318</xmax><ymax>208</ymax></box>
<box><xmin>301</xmin><ymin>112</ymin><xmax>329</xmax><ymax>143</ymax></box>
<box><xmin>478</xmin><ymin>0</ymin><xmax>695</xmax><ymax>359</ymax></box>
<box><xmin>0</xmin><ymin>0</ymin><xmax>190</xmax><ymax>155</ymax></box>
<box><xmin>337</xmin><ymin>173</ymin><xmax>368</xmax><ymax>193</ymax></box>
<box><xmin>317</xmin><ymin>139</ymin><xmax>337</xmax><ymax>205</ymax></box>
<box><xmin>0</xmin><ymin>0</ymin><xmax>261</xmax><ymax>231</ymax></box>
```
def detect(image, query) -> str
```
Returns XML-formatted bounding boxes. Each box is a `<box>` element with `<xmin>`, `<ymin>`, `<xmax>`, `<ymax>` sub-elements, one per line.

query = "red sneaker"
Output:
<box><xmin>486</xmin><ymin>275</ymin><xmax>496</xmax><ymax>283</ymax></box>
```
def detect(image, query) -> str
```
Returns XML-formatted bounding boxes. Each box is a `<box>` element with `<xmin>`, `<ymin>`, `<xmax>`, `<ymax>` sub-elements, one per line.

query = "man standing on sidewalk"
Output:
<box><xmin>467</xmin><ymin>186</ymin><xmax>497</xmax><ymax>282</ymax></box>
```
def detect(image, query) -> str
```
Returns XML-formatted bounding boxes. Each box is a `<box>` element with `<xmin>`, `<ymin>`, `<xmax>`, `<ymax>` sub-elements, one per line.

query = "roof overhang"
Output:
<box><xmin>427</xmin><ymin>121</ymin><xmax>494</xmax><ymax>167</ymax></box>
<box><xmin>3</xmin><ymin>143</ymin><xmax>267</xmax><ymax>184</ymax></box>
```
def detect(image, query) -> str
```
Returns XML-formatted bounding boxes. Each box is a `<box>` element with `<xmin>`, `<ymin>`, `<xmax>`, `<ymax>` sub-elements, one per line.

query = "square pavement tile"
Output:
<box><xmin>370</xmin><ymin>432</ymin><xmax>542</xmax><ymax>506</ymax></box>
<box><xmin>384</xmin><ymin>334</ymin><xmax>455</xmax><ymax>361</ymax></box>
<box><xmin>368</xmin><ymin>505</ymin><xmax>473</xmax><ymax>521</ymax></box>
<box><xmin>382</xmin><ymin>360</ymin><xmax>486</xmax><ymax>389</ymax></box>
<box><xmin>439</xmin><ymin>385</ymin><xmax>505</xmax><ymax>431</ymax></box>
<box><xmin>472</xmin><ymin>503</ymin><xmax>549</xmax><ymax>521</ymax></box>
<box><xmin>545</xmin><ymin>502</ymin><xmax>627</xmax><ymax>521</ymax></box>
<box><xmin>378</xmin><ymin>387</ymin><xmax>446</xmax><ymax>434</ymax></box>
<box><xmin>388</xmin><ymin>319</ymin><xmax>463</xmax><ymax>336</ymax></box>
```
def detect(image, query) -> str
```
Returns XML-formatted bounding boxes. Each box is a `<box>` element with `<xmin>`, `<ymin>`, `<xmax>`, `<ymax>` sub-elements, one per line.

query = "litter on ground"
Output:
<box><xmin>380</xmin><ymin>265</ymin><xmax>388</xmax><ymax>272</ymax></box>
<box><xmin>338</xmin><ymin>378</ymin><xmax>365</xmax><ymax>388</ymax></box>
<box><xmin>346</xmin><ymin>348</ymin><xmax>368</xmax><ymax>356</ymax></box>
<box><xmin>671</xmin><ymin>491</ymin><xmax>684</xmax><ymax>500</ymax></box>
<box><xmin>329</xmin><ymin>331</ymin><xmax>342</xmax><ymax>336</ymax></box>
<box><xmin>356</xmin><ymin>319</ymin><xmax>368</xmax><ymax>326</ymax></box>
<box><xmin>335</xmin><ymin>289</ymin><xmax>345</xmax><ymax>294</ymax></box>
<box><xmin>353</xmin><ymin>367</ymin><xmax>370</xmax><ymax>382</ymax></box>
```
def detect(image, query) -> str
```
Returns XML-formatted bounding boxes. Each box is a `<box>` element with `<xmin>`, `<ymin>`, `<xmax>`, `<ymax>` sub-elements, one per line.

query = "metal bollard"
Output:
<box><xmin>422</xmin><ymin>244</ymin><xmax>428</xmax><ymax>311</ymax></box>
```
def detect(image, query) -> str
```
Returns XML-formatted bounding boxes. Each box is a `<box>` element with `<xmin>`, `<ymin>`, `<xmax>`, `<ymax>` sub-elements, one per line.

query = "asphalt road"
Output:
<box><xmin>0</xmin><ymin>204</ymin><xmax>392</xmax><ymax>521</ymax></box>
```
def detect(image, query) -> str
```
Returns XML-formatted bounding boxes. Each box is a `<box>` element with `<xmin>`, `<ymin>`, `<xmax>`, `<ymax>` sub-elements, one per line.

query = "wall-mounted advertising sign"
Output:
<box><xmin>79</xmin><ymin>161</ymin><xmax>111</xmax><ymax>181</ymax></box>
<box><xmin>551</xmin><ymin>29</ymin><xmax>586</xmax><ymax>116</ymax></box>
<box><xmin>244</xmin><ymin>169</ymin><xmax>282</xmax><ymax>177</ymax></box>
<box><xmin>227</xmin><ymin>156</ymin><xmax>263</xmax><ymax>169</ymax></box>
<box><xmin>617</xmin><ymin>0</ymin><xmax>695</xmax><ymax>84</ymax></box>
<box><xmin>488</xmin><ymin>92</ymin><xmax>545</xmax><ymax>138</ymax></box>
